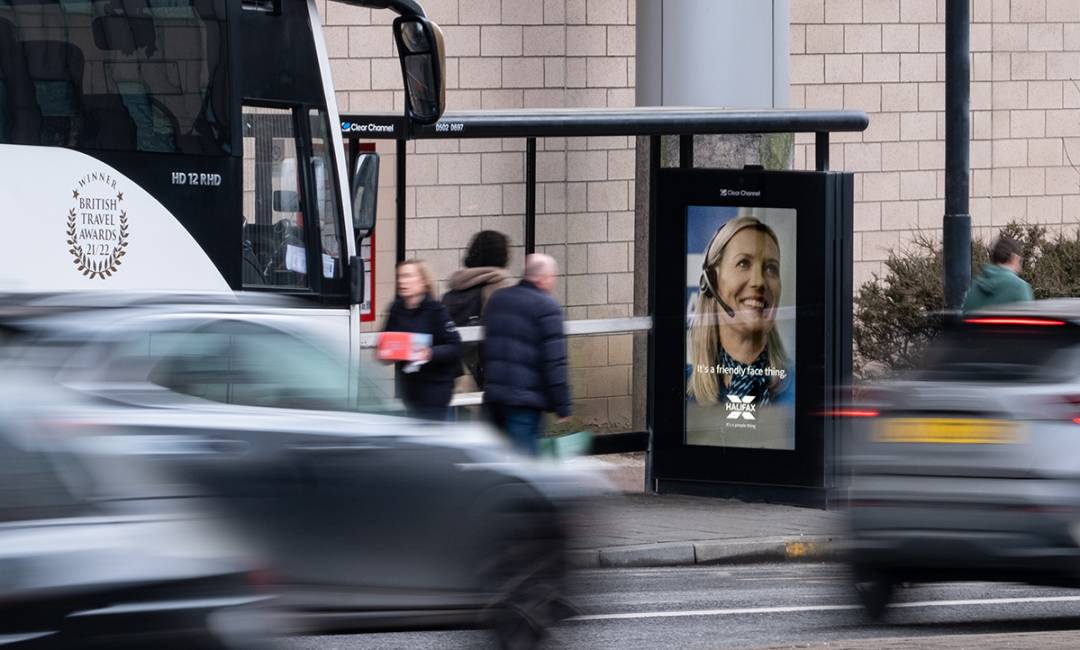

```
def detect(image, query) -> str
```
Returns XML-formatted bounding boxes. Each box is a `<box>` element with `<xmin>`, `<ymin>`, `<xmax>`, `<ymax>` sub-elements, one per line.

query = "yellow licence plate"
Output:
<box><xmin>875</xmin><ymin>418</ymin><xmax>1020</xmax><ymax>444</ymax></box>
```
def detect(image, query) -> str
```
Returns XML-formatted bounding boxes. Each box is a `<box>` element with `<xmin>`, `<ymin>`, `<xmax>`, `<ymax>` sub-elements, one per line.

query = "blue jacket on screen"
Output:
<box><xmin>481</xmin><ymin>280</ymin><xmax>571</xmax><ymax>418</ymax></box>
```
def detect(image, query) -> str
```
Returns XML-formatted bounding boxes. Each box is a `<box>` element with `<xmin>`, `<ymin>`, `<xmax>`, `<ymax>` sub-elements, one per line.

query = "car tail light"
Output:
<box><xmin>1052</xmin><ymin>395</ymin><xmax>1080</xmax><ymax>424</ymax></box>
<box><xmin>821</xmin><ymin>408</ymin><xmax>880</xmax><ymax>418</ymax></box>
<box><xmin>245</xmin><ymin>567</ymin><xmax>277</xmax><ymax>591</ymax></box>
<box><xmin>964</xmin><ymin>317</ymin><xmax>1067</xmax><ymax>327</ymax></box>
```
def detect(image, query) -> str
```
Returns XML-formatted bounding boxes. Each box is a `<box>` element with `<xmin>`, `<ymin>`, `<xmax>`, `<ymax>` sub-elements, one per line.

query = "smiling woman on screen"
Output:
<box><xmin>688</xmin><ymin>216</ymin><xmax>791</xmax><ymax>407</ymax></box>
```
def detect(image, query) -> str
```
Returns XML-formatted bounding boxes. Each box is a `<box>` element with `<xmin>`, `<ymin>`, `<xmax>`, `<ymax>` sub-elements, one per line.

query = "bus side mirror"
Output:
<box><xmin>350</xmin><ymin>255</ymin><xmax>365</xmax><ymax>306</ymax></box>
<box><xmin>351</xmin><ymin>152</ymin><xmax>379</xmax><ymax>236</ymax></box>
<box><xmin>392</xmin><ymin>15</ymin><xmax>446</xmax><ymax>125</ymax></box>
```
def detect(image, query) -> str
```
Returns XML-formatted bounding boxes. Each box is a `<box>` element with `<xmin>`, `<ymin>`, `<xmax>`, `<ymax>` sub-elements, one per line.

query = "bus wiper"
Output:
<box><xmin>338</xmin><ymin>0</ymin><xmax>425</xmax><ymax>18</ymax></box>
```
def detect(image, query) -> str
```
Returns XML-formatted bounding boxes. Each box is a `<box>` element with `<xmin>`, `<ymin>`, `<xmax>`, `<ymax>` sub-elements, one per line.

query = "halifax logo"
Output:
<box><xmin>725</xmin><ymin>395</ymin><xmax>757</xmax><ymax>420</ymax></box>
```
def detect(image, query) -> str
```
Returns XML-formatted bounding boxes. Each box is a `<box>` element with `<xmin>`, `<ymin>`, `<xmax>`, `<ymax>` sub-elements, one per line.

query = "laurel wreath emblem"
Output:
<box><xmin>66</xmin><ymin>208</ymin><xmax>129</xmax><ymax>279</ymax></box>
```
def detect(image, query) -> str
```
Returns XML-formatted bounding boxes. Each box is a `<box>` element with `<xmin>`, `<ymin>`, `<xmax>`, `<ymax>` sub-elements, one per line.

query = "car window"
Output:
<box><xmin>919</xmin><ymin>324</ymin><xmax>1080</xmax><ymax>383</ymax></box>
<box><xmin>144</xmin><ymin>321</ymin><xmax>393</xmax><ymax>412</ymax></box>
<box><xmin>222</xmin><ymin>331</ymin><xmax>351</xmax><ymax>409</ymax></box>
<box><xmin>148</xmin><ymin>330</ymin><xmax>232</xmax><ymax>403</ymax></box>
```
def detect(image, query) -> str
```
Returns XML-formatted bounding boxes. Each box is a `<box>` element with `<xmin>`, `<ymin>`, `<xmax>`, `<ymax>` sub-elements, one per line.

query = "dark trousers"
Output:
<box><xmin>402</xmin><ymin>379</ymin><xmax>453</xmax><ymax>421</ymax></box>
<box><xmin>486</xmin><ymin>402</ymin><xmax>542</xmax><ymax>455</ymax></box>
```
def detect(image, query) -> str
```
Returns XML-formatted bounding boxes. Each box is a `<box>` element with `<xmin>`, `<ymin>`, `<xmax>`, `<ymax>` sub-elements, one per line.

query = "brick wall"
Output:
<box><xmin>790</xmin><ymin>0</ymin><xmax>1080</xmax><ymax>290</ymax></box>
<box><xmin>321</xmin><ymin>0</ymin><xmax>638</xmax><ymax>431</ymax></box>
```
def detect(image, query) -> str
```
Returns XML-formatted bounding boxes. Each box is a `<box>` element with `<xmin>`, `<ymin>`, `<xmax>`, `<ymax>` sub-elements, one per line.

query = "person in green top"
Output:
<box><xmin>961</xmin><ymin>235</ymin><xmax>1034</xmax><ymax>313</ymax></box>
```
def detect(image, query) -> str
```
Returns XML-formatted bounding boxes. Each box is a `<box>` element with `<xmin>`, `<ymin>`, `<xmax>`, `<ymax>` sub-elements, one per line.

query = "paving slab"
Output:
<box><xmin>573</xmin><ymin>456</ymin><xmax>845</xmax><ymax>568</ymax></box>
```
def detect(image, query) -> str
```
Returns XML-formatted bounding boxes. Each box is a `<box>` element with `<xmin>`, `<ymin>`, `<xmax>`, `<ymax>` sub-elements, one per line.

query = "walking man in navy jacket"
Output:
<box><xmin>481</xmin><ymin>254</ymin><xmax>571</xmax><ymax>454</ymax></box>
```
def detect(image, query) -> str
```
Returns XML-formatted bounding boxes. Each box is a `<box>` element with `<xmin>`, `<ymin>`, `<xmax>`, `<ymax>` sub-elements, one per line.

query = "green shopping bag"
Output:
<box><xmin>538</xmin><ymin>430</ymin><xmax>593</xmax><ymax>459</ymax></box>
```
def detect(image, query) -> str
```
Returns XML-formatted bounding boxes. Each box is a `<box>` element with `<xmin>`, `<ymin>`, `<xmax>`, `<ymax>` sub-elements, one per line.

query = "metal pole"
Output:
<box><xmin>679</xmin><ymin>134</ymin><xmax>693</xmax><ymax>168</ymax></box>
<box><xmin>944</xmin><ymin>0</ymin><xmax>971</xmax><ymax>311</ymax></box>
<box><xmin>645</xmin><ymin>134</ymin><xmax>661</xmax><ymax>495</ymax></box>
<box><xmin>525</xmin><ymin>138</ymin><xmax>536</xmax><ymax>255</ymax></box>
<box><xmin>396</xmin><ymin>138</ymin><xmax>407</xmax><ymax>264</ymax></box>
<box><xmin>815</xmin><ymin>132</ymin><xmax>830</xmax><ymax>172</ymax></box>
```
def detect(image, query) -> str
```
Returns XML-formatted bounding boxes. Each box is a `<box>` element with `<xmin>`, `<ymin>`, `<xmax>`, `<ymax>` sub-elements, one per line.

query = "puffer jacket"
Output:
<box><xmin>481</xmin><ymin>280</ymin><xmax>571</xmax><ymax>417</ymax></box>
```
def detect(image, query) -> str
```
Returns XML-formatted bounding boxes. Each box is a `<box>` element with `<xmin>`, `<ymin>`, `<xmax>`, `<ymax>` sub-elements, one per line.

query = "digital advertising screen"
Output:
<box><xmin>685</xmin><ymin>206</ymin><xmax>798</xmax><ymax>450</ymax></box>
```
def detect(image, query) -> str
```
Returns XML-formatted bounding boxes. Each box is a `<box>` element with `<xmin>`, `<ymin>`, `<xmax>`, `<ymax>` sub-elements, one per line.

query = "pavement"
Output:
<box><xmin>570</xmin><ymin>452</ymin><xmax>844</xmax><ymax>569</ymax></box>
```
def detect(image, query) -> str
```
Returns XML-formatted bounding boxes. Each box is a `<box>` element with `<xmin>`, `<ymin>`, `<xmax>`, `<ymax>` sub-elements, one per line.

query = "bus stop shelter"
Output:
<box><xmin>343</xmin><ymin>107</ymin><xmax>869</xmax><ymax>506</ymax></box>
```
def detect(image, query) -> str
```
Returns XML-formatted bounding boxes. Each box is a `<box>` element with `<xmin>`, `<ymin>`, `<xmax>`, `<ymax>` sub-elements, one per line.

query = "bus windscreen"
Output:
<box><xmin>0</xmin><ymin>0</ymin><xmax>229</xmax><ymax>155</ymax></box>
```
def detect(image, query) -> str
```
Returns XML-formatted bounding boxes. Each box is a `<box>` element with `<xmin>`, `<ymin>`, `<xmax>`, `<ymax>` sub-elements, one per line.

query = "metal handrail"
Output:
<box><xmin>359</xmin><ymin>315</ymin><xmax>652</xmax><ymax>348</ymax></box>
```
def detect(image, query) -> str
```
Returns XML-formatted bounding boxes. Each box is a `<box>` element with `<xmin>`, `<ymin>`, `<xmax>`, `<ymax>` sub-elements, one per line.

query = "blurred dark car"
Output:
<box><xmin>0</xmin><ymin>413</ymin><xmax>269</xmax><ymax>649</ymax></box>
<box><xmin>0</xmin><ymin>293</ymin><xmax>604</xmax><ymax>648</ymax></box>
<box><xmin>841</xmin><ymin>299</ymin><xmax>1080</xmax><ymax>619</ymax></box>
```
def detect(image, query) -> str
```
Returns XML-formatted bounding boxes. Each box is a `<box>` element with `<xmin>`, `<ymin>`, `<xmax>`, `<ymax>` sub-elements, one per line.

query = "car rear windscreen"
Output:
<box><xmin>918</xmin><ymin>323</ymin><xmax>1079</xmax><ymax>383</ymax></box>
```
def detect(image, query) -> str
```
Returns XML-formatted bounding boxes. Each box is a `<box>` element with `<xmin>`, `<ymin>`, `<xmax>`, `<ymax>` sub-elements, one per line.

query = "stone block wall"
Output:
<box><xmin>790</xmin><ymin>0</ymin><xmax>1080</xmax><ymax>289</ymax></box>
<box><xmin>319</xmin><ymin>0</ymin><xmax>1080</xmax><ymax>429</ymax></box>
<box><xmin>320</xmin><ymin>0</ymin><xmax>639</xmax><ymax>431</ymax></box>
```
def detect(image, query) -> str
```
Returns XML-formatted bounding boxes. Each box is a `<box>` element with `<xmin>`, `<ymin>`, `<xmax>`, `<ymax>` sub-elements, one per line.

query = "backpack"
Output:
<box><xmin>441</xmin><ymin>285</ymin><xmax>485</xmax><ymax>386</ymax></box>
<box><xmin>442</xmin><ymin>284</ymin><xmax>484</xmax><ymax>328</ymax></box>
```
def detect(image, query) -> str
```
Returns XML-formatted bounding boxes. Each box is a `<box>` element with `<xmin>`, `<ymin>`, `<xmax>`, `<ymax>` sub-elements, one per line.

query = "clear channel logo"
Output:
<box><xmin>341</xmin><ymin>121</ymin><xmax>395</xmax><ymax>134</ymax></box>
<box><xmin>718</xmin><ymin>188</ymin><xmax>762</xmax><ymax>198</ymax></box>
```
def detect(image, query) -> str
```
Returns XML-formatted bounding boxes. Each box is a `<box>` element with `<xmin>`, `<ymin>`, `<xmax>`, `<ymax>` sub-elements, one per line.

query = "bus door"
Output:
<box><xmin>239</xmin><ymin>105</ymin><xmax>346</xmax><ymax>298</ymax></box>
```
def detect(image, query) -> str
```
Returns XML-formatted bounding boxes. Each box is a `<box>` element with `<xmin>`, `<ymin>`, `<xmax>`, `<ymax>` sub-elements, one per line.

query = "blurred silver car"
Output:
<box><xmin>0</xmin><ymin>407</ymin><xmax>269</xmax><ymax>649</ymax></box>
<box><xmin>842</xmin><ymin>299</ymin><xmax>1080</xmax><ymax>619</ymax></box>
<box><xmin>0</xmin><ymin>293</ymin><xmax>604</xmax><ymax>648</ymax></box>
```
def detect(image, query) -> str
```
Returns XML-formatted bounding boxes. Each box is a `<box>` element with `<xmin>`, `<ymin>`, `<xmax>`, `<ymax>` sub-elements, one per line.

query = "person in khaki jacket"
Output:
<box><xmin>443</xmin><ymin>231</ymin><xmax>515</xmax><ymax>387</ymax></box>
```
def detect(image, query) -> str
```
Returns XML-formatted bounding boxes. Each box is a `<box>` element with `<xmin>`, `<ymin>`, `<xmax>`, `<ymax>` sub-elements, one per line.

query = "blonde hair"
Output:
<box><xmin>398</xmin><ymin>259</ymin><xmax>438</xmax><ymax>300</ymax></box>
<box><xmin>688</xmin><ymin>216</ymin><xmax>788</xmax><ymax>405</ymax></box>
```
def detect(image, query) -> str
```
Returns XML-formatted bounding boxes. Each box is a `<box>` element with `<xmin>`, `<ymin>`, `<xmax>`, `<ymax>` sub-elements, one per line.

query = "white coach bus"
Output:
<box><xmin>0</xmin><ymin>0</ymin><xmax>444</xmax><ymax>363</ymax></box>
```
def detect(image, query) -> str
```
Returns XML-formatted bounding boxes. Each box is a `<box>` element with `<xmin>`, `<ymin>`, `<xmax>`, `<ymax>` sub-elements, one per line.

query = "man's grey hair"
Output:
<box><xmin>524</xmin><ymin>253</ymin><xmax>558</xmax><ymax>280</ymax></box>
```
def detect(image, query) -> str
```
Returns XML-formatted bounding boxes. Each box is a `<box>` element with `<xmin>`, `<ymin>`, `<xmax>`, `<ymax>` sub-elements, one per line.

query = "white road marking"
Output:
<box><xmin>734</xmin><ymin>576</ymin><xmax>843</xmax><ymax>582</ymax></box>
<box><xmin>892</xmin><ymin>595</ymin><xmax>1080</xmax><ymax>610</ymax></box>
<box><xmin>571</xmin><ymin>604</ymin><xmax>857</xmax><ymax>621</ymax></box>
<box><xmin>568</xmin><ymin>595</ymin><xmax>1080</xmax><ymax>622</ymax></box>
